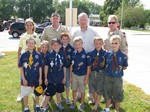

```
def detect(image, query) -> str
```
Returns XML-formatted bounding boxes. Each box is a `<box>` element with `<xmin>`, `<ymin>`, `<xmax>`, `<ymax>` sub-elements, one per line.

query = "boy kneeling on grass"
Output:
<box><xmin>18</xmin><ymin>37</ymin><xmax>42</xmax><ymax>112</ymax></box>
<box><xmin>101</xmin><ymin>35</ymin><xmax>128</xmax><ymax>112</ymax></box>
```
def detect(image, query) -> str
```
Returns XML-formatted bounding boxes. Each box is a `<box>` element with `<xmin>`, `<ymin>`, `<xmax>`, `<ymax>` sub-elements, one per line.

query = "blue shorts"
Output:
<box><xmin>45</xmin><ymin>83</ymin><xmax>64</xmax><ymax>96</ymax></box>
<box><xmin>65</xmin><ymin>68</ymin><xmax>70</xmax><ymax>88</ymax></box>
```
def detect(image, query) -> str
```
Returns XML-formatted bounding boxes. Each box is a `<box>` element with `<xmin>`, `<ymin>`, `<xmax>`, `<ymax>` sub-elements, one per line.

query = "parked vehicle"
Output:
<box><xmin>8</xmin><ymin>22</ymin><xmax>44</xmax><ymax>38</ymax></box>
<box><xmin>0</xmin><ymin>20</ymin><xmax>4</xmax><ymax>31</ymax></box>
<box><xmin>37</xmin><ymin>22</ymin><xmax>51</xmax><ymax>28</ymax></box>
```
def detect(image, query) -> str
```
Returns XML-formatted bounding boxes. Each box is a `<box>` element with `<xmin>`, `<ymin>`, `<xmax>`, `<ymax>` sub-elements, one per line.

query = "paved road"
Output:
<box><xmin>0</xmin><ymin>27</ymin><xmax>150</xmax><ymax>94</ymax></box>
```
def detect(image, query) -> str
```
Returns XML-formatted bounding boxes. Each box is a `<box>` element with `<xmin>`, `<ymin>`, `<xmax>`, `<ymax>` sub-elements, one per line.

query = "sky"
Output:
<box><xmin>89</xmin><ymin>0</ymin><xmax>150</xmax><ymax>9</ymax></box>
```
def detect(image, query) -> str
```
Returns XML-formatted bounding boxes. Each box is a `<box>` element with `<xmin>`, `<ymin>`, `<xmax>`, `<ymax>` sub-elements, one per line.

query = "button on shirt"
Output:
<box><xmin>45</xmin><ymin>50</ymin><xmax>64</xmax><ymax>84</ymax></box>
<box><xmin>71</xmin><ymin>49</ymin><xmax>91</xmax><ymax>76</ymax></box>
<box><xmin>18</xmin><ymin>50</ymin><xmax>42</xmax><ymax>86</ymax></box>
<box><xmin>73</xmin><ymin>27</ymin><xmax>99</xmax><ymax>52</ymax></box>
<box><xmin>104</xmin><ymin>49</ymin><xmax>128</xmax><ymax>77</ymax></box>
<box><xmin>60</xmin><ymin>44</ymin><xmax>74</xmax><ymax>68</ymax></box>
<box><xmin>90</xmin><ymin>48</ymin><xmax>105</xmax><ymax>71</ymax></box>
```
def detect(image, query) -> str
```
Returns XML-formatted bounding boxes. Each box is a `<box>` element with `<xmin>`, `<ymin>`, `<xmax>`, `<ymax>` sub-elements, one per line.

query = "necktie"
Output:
<box><xmin>28</xmin><ymin>54</ymin><xmax>33</xmax><ymax>68</ymax></box>
<box><xmin>112</xmin><ymin>54</ymin><xmax>119</xmax><ymax>72</ymax></box>
<box><xmin>92</xmin><ymin>51</ymin><xmax>99</xmax><ymax>69</ymax></box>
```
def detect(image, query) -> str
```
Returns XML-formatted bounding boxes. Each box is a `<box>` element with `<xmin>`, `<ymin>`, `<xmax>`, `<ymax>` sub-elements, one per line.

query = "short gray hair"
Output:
<box><xmin>78</xmin><ymin>12</ymin><xmax>88</xmax><ymax>21</ymax></box>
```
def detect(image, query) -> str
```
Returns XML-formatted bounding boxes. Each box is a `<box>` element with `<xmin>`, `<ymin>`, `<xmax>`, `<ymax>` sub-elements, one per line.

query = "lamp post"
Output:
<box><xmin>28</xmin><ymin>4</ymin><xmax>30</xmax><ymax>18</ymax></box>
<box><xmin>120</xmin><ymin>1</ymin><xmax>123</xmax><ymax>29</ymax></box>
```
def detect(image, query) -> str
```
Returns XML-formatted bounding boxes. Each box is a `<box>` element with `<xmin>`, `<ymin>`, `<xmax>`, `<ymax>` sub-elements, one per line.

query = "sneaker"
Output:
<box><xmin>56</xmin><ymin>103</ymin><xmax>64</xmax><ymax>111</ymax></box>
<box><xmin>88</xmin><ymin>98</ymin><xmax>94</xmax><ymax>105</ymax></box>
<box><xmin>70</xmin><ymin>103</ymin><xmax>76</xmax><ymax>110</ymax></box>
<box><xmin>17</xmin><ymin>94</ymin><xmax>23</xmax><ymax>102</ymax></box>
<box><xmin>66</xmin><ymin>98</ymin><xmax>70</xmax><ymax>104</ymax></box>
<box><xmin>100</xmin><ymin>99</ymin><xmax>106</xmax><ymax>104</ymax></box>
<box><xmin>41</xmin><ymin>108</ymin><xmax>47</xmax><ymax>112</ymax></box>
<box><xmin>101</xmin><ymin>109</ymin><xmax>110</xmax><ymax>112</ymax></box>
<box><xmin>79</xmin><ymin>104</ymin><xmax>84</xmax><ymax>111</ymax></box>
<box><xmin>35</xmin><ymin>107</ymin><xmax>41</xmax><ymax>112</ymax></box>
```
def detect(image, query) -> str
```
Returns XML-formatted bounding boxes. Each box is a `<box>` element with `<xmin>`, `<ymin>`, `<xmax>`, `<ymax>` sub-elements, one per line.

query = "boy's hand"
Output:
<box><xmin>45</xmin><ymin>78</ymin><xmax>48</xmax><ymax>85</ymax></box>
<box><xmin>84</xmin><ymin>78</ymin><xmax>88</xmax><ymax>85</ymax></box>
<box><xmin>39</xmin><ymin>78</ymin><xmax>42</xmax><ymax>85</ymax></box>
<box><xmin>70</xmin><ymin>76</ymin><xmax>72</xmax><ymax>84</ymax></box>
<box><xmin>62</xmin><ymin>77</ymin><xmax>66</xmax><ymax>84</ymax></box>
<box><xmin>23</xmin><ymin>79</ymin><xmax>28</xmax><ymax>86</ymax></box>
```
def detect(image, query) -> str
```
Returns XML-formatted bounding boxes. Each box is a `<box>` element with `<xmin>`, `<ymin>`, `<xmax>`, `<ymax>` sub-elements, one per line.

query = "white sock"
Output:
<box><xmin>36</xmin><ymin>105</ymin><xmax>40</xmax><ymax>107</ymax></box>
<box><xmin>24</xmin><ymin>107</ymin><xmax>29</xmax><ymax>110</ymax></box>
<box><xmin>105</xmin><ymin>108</ymin><xmax>110</xmax><ymax>111</ymax></box>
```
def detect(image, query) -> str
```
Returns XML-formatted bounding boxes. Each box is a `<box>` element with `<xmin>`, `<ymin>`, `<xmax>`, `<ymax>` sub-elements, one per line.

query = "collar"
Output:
<box><xmin>111</xmin><ymin>49</ymin><xmax>121</xmax><ymax>55</ymax></box>
<box><xmin>52</xmin><ymin>25</ymin><xmax>60</xmax><ymax>31</ymax></box>
<box><xmin>77</xmin><ymin>48</ymin><xmax>85</xmax><ymax>54</ymax></box>
<box><xmin>80</xmin><ymin>26</ymin><xmax>88</xmax><ymax>32</ymax></box>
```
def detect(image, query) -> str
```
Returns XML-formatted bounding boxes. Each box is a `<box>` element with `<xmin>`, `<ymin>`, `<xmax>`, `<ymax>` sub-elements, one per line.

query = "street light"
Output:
<box><xmin>28</xmin><ymin>4</ymin><xmax>30</xmax><ymax>18</ymax></box>
<box><xmin>120</xmin><ymin>1</ymin><xmax>123</xmax><ymax>29</ymax></box>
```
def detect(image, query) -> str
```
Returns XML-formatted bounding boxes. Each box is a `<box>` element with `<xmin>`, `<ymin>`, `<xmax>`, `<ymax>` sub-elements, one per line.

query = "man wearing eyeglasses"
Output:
<box><xmin>104</xmin><ymin>15</ymin><xmax>128</xmax><ymax>55</ymax></box>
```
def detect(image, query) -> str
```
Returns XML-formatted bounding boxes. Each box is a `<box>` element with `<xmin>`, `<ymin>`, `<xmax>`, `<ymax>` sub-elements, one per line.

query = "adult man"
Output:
<box><xmin>104</xmin><ymin>15</ymin><xmax>128</xmax><ymax>54</ymax></box>
<box><xmin>73</xmin><ymin>12</ymin><xmax>99</xmax><ymax>52</ymax></box>
<box><xmin>73</xmin><ymin>12</ymin><xmax>99</xmax><ymax>105</ymax></box>
<box><xmin>41</xmin><ymin>12</ymin><xmax>69</xmax><ymax>45</ymax></box>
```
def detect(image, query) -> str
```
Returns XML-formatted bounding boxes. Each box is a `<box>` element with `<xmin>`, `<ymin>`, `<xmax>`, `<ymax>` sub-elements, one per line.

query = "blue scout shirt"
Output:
<box><xmin>71</xmin><ymin>48</ymin><xmax>91</xmax><ymax>76</ymax></box>
<box><xmin>45</xmin><ymin>50</ymin><xmax>65</xmax><ymax>84</ymax></box>
<box><xmin>19</xmin><ymin>50</ymin><xmax>42</xmax><ymax>86</ymax></box>
<box><xmin>60</xmin><ymin>44</ymin><xmax>74</xmax><ymax>68</ymax></box>
<box><xmin>90</xmin><ymin>48</ymin><xmax>105</xmax><ymax>71</ymax></box>
<box><xmin>104</xmin><ymin>49</ymin><xmax>128</xmax><ymax>77</ymax></box>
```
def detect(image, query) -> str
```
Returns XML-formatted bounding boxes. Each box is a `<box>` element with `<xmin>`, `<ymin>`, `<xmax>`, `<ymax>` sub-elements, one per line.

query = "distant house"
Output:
<box><xmin>89</xmin><ymin>14</ymin><xmax>102</xmax><ymax>26</ymax></box>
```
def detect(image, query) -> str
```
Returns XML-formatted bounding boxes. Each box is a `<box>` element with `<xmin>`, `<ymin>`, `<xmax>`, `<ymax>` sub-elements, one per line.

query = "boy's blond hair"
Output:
<box><xmin>93</xmin><ymin>36</ymin><xmax>104</xmax><ymax>43</ymax></box>
<box><xmin>108</xmin><ymin>15</ymin><xmax>118</xmax><ymax>23</ymax></box>
<box><xmin>110</xmin><ymin>35</ymin><xmax>121</xmax><ymax>42</ymax></box>
<box><xmin>25</xmin><ymin>18</ymin><xmax>36</xmax><ymax>32</ymax></box>
<box><xmin>40</xmin><ymin>40</ymin><xmax>49</xmax><ymax>48</ymax></box>
<box><xmin>26</xmin><ymin>37</ymin><xmax>36</xmax><ymax>44</ymax></box>
<box><xmin>73</xmin><ymin>36</ymin><xmax>83</xmax><ymax>44</ymax></box>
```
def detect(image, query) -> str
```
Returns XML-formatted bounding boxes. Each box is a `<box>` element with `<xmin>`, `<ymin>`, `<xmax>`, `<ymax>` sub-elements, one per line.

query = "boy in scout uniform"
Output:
<box><xmin>42</xmin><ymin>38</ymin><xmax>66</xmax><ymax>112</ymax></box>
<box><xmin>89</xmin><ymin>36</ymin><xmax>106</xmax><ymax>111</ymax></box>
<box><xmin>60</xmin><ymin>32</ymin><xmax>74</xmax><ymax>104</ymax></box>
<box><xmin>104</xmin><ymin>15</ymin><xmax>128</xmax><ymax>55</ymax></box>
<box><xmin>18</xmin><ymin>37</ymin><xmax>42</xmax><ymax>112</ymax></box>
<box><xmin>70</xmin><ymin>36</ymin><xmax>91</xmax><ymax>111</ymax></box>
<box><xmin>101</xmin><ymin>35</ymin><xmax>128</xmax><ymax>112</ymax></box>
<box><xmin>41</xmin><ymin>12</ymin><xmax>69</xmax><ymax>47</ymax></box>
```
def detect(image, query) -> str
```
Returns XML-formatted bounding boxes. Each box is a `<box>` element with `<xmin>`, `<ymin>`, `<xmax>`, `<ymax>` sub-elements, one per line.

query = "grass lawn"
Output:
<box><xmin>0</xmin><ymin>52</ymin><xmax>150</xmax><ymax>112</ymax></box>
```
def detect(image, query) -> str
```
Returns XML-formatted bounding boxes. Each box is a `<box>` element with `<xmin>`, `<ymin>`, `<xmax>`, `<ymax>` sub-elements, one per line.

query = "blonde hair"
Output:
<box><xmin>73</xmin><ymin>36</ymin><xmax>83</xmax><ymax>44</ymax></box>
<box><xmin>108</xmin><ymin>15</ymin><xmax>118</xmax><ymax>23</ymax></box>
<box><xmin>40</xmin><ymin>40</ymin><xmax>49</xmax><ymax>48</ymax></box>
<box><xmin>94</xmin><ymin>36</ymin><xmax>104</xmax><ymax>43</ymax></box>
<box><xmin>26</xmin><ymin>37</ymin><xmax>36</xmax><ymax>44</ymax></box>
<box><xmin>110</xmin><ymin>35</ymin><xmax>121</xmax><ymax>42</ymax></box>
<box><xmin>25</xmin><ymin>18</ymin><xmax>36</xmax><ymax>32</ymax></box>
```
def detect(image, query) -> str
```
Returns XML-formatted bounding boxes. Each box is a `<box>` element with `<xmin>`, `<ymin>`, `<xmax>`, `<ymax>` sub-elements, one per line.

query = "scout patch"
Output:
<box><xmin>35</xmin><ymin>55</ymin><xmax>39</xmax><ymax>59</ymax></box>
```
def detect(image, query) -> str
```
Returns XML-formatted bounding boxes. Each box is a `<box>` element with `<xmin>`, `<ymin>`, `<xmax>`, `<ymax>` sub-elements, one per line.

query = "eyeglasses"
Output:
<box><xmin>111</xmin><ymin>42</ymin><xmax>118</xmax><ymax>45</ymax></box>
<box><xmin>108</xmin><ymin>22</ymin><xmax>116</xmax><ymax>24</ymax></box>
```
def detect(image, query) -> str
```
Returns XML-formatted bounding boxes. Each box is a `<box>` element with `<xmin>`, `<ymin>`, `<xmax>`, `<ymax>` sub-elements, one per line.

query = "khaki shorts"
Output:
<box><xmin>72</xmin><ymin>73</ymin><xmax>86</xmax><ymax>93</ymax></box>
<box><xmin>21</xmin><ymin>85</ymin><xmax>33</xmax><ymax>97</ymax></box>
<box><xmin>104</xmin><ymin>75</ymin><xmax>124</xmax><ymax>102</ymax></box>
<box><xmin>89</xmin><ymin>70</ymin><xmax>104</xmax><ymax>95</ymax></box>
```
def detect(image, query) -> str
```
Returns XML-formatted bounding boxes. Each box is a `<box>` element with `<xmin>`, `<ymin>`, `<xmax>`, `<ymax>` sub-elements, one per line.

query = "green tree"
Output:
<box><xmin>0</xmin><ymin>0</ymin><xmax>16</xmax><ymax>20</ymax></box>
<box><xmin>17</xmin><ymin>0</ymin><xmax>54</xmax><ymax>23</ymax></box>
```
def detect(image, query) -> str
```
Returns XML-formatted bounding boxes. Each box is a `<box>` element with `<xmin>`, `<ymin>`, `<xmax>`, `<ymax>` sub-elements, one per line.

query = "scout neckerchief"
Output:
<box><xmin>112</xmin><ymin>53</ymin><xmax>119</xmax><ymax>73</ymax></box>
<box><xmin>92</xmin><ymin>51</ymin><xmax>99</xmax><ymax>69</ymax></box>
<box><xmin>63</xmin><ymin>46</ymin><xmax>69</xmax><ymax>65</ymax></box>
<box><xmin>55</xmin><ymin>53</ymin><xmax>63</xmax><ymax>71</ymax></box>
<box><xmin>28</xmin><ymin>53</ymin><xmax>33</xmax><ymax>68</ymax></box>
